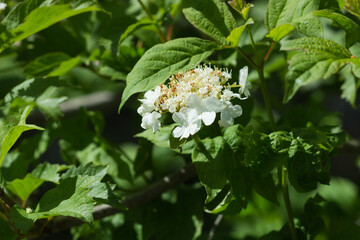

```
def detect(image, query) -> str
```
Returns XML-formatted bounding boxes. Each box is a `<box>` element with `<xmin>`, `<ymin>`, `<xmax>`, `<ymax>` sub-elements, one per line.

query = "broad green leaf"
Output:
<box><xmin>28</xmin><ymin>177</ymin><xmax>95</xmax><ymax>222</ymax></box>
<box><xmin>313</xmin><ymin>9</ymin><xmax>360</xmax><ymax>47</ymax></box>
<box><xmin>265</xmin><ymin>0</ymin><xmax>323</xmax><ymax>37</ymax></box>
<box><xmin>266</xmin><ymin>23</ymin><xmax>295</xmax><ymax>42</ymax></box>
<box><xmin>226</xmin><ymin>18</ymin><xmax>254</xmax><ymax>47</ymax></box>
<box><xmin>281</xmin><ymin>37</ymin><xmax>353</xmax><ymax>102</ymax></box>
<box><xmin>36</xmin><ymin>87</ymin><xmax>68</xmax><ymax>119</ymax></box>
<box><xmin>47</xmin><ymin>57</ymin><xmax>81</xmax><ymax>77</ymax></box>
<box><xmin>0</xmin><ymin>4</ymin><xmax>107</xmax><ymax>53</ymax></box>
<box><xmin>182</xmin><ymin>0</ymin><xmax>236</xmax><ymax>45</ymax></box>
<box><xmin>191</xmin><ymin>136</ymin><xmax>231</xmax><ymax>189</ymax></box>
<box><xmin>118</xmin><ymin>19</ymin><xmax>156</xmax><ymax>46</ymax></box>
<box><xmin>62</xmin><ymin>163</ymin><xmax>108</xmax><ymax>180</ymax></box>
<box><xmin>344</xmin><ymin>0</ymin><xmax>360</xmax><ymax>20</ymax></box>
<box><xmin>119</xmin><ymin>37</ymin><xmax>218</xmax><ymax>111</ymax></box>
<box><xmin>6</xmin><ymin>173</ymin><xmax>44</xmax><ymax>201</ymax></box>
<box><xmin>0</xmin><ymin>105</ymin><xmax>44</xmax><ymax>166</ymax></box>
<box><xmin>9</xmin><ymin>205</ymin><xmax>35</xmax><ymax>234</ymax></box>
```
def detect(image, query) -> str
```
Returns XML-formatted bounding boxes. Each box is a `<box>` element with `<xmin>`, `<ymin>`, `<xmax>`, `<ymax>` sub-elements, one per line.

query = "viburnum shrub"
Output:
<box><xmin>0</xmin><ymin>0</ymin><xmax>360</xmax><ymax>239</ymax></box>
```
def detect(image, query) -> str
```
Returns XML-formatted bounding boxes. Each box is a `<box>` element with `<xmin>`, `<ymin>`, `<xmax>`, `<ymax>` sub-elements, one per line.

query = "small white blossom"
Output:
<box><xmin>141</xmin><ymin>112</ymin><xmax>161</xmax><ymax>132</ymax></box>
<box><xmin>220</xmin><ymin>102</ymin><xmax>242</xmax><ymax>128</ymax></box>
<box><xmin>172</xmin><ymin>108</ymin><xmax>201</xmax><ymax>139</ymax></box>
<box><xmin>26</xmin><ymin>207</ymin><xmax>33</xmax><ymax>214</ymax></box>
<box><xmin>238</xmin><ymin>66</ymin><xmax>251</xmax><ymax>99</ymax></box>
<box><xmin>0</xmin><ymin>3</ymin><xmax>6</xmax><ymax>10</ymax></box>
<box><xmin>138</xmin><ymin>86</ymin><xmax>161</xmax><ymax>115</ymax></box>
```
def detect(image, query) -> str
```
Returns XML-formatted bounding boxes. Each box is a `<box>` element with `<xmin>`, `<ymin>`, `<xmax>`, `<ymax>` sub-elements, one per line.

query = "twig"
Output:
<box><xmin>208</xmin><ymin>214</ymin><xmax>224</xmax><ymax>240</ymax></box>
<box><xmin>41</xmin><ymin>163</ymin><xmax>196</xmax><ymax>235</ymax></box>
<box><xmin>0</xmin><ymin>187</ymin><xmax>15</xmax><ymax>208</ymax></box>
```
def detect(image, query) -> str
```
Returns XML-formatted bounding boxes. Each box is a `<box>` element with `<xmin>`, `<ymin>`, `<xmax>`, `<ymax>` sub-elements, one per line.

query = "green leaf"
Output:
<box><xmin>344</xmin><ymin>0</ymin><xmax>360</xmax><ymax>20</ymax></box>
<box><xmin>23</xmin><ymin>52</ymin><xmax>71</xmax><ymax>78</ymax></box>
<box><xmin>226</xmin><ymin>18</ymin><xmax>254</xmax><ymax>47</ymax></box>
<box><xmin>118</xmin><ymin>19</ymin><xmax>156</xmax><ymax>46</ymax></box>
<box><xmin>47</xmin><ymin>57</ymin><xmax>81</xmax><ymax>77</ymax></box>
<box><xmin>119</xmin><ymin>37</ymin><xmax>218</xmax><ymax>111</ymax></box>
<box><xmin>0</xmin><ymin>3</ymin><xmax>107</xmax><ymax>53</ymax></box>
<box><xmin>340</xmin><ymin>65</ymin><xmax>359</xmax><ymax>107</ymax></box>
<box><xmin>266</xmin><ymin>23</ymin><xmax>295</xmax><ymax>42</ymax></box>
<box><xmin>313</xmin><ymin>9</ymin><xmax>360</xmax><ymax>47</ymax></box>
<box><xmin>265</xmin><ymin>0</ymin><xmax>323</xmax><ymax>37</ymax></box>
<box><xmin>0</xmin><ymin>217</ymin><xmax>16</xmax><ymax>240</ymax></box>
<box><xmin>62</xmin><ymin>163</ymin><xmax>108</xmax><ymax>181</ymax></box>
<box><xmin>191</xmin><ymin>136</ymin><xmax>231</xmax><ymax>189</ymax></box>
<box><xmin>28</xmin><ymin>177</ymin><xmax>95</xmax><ymax>222</ymax></box>
<box><xmin>0</xmin><ymin>105</ymin><xmax>44</xmax><ymax>166</ymax></box>
<box><xmin>6</xmin><ymin>173</ymin><xmax>44</xmax><ymax>201</ymax></box>
<box><xmin>228</xmin><ymin>1</ymin><xmax>254</xmax><ymax>20</ymax></box>
<box><xmin>31</xmin><ymin>162</ymin><xmax>68</xmax><ymax>184</ymax></box>
<box><xmin>281</xmin><ymin>37</ymin><xmax>353</xmax><ymax>102</ymax></box>
<box><xmin>9</xmin><ymin>205</ymin><xmax>35</xmax><ymax>234</ymax></box>
<box><xmin>182</xmin><ymin>0</ymin><xmax>236</xmax><ymax>45</ymax></box>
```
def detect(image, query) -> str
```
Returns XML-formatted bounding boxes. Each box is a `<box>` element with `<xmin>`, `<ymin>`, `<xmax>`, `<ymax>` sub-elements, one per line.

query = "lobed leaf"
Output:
<box><xmin>313</xmin><ymin>9</ymin><xmax>360</xmax><ymax>47</ymax></box>
<box><xmin>266</xmin><ymin>23</ymin><xmax>295</xmax><ymax>42</ymax></box>
<box><xmin>182</xmin><ymin>0</ymin><xmax>236</xmax><ymax>45</ymax></box>
<box><xmin>191</xmin><ymin>136</ymin><xmax>231</xmax><ymax>189</ymax></box>
<box><xmin>119</xmin><ymin>37</ymin><xmax>218</xmax><ymax>111</ymax></box>
<box><xmin>281</xmin><ymin>37</ymin><xmax>354</xmax><ymax>102</ymax></box>
<box><xmin>6</xmin><ymin>174</ymin><xmax>44</xmax><ymax>201</ymax></box>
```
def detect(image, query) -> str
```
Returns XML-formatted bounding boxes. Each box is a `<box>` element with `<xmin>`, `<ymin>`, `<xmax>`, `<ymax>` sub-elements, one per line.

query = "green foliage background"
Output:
<box><xmin>0</xmin><ymin>0</ymin><xmax>360</xmax><ymax>239</ymax></box>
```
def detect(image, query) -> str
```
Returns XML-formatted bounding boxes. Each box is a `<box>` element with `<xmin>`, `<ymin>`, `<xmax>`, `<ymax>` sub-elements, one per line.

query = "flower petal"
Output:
<box><xmin>201</xmin><ymin>112</ymin><xmax>216</xmax><ymax>126</ymax></box>
<box><xmin>172</xmin><ymin>126</ymin><xmax>184</xmax><ymax>138</ymax></box>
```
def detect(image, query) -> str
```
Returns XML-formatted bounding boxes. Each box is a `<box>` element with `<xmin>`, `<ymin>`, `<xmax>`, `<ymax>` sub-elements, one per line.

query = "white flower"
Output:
<box><xmin>0</xmin><ymin>3</ymin><xmax>6</xmax><ymax>10</ymax></box>
<box><xmin>138</xmin><ymin>86</ymin><xmax>161</xmax><ymax>115</ymax></box>
<box><xmin>238</xmin><ymin>66</ymin><xmax>251</xmax><ymax>99</ymax></box>
<box><xmin>172</xmin><ymin>108</ymin><xmax>201</xmax><ymax>139</ymax></box>
<box><xmin>220</xmin><ymin>102</ymin><xmax>242</xmax><ymax>128</ymax></box>
<box><xmin>186</xmin><ymin>94</ymin><xmax>218</xmax><ymax>126</ymax></box>
<box><xmin>141</xmin><ymin>111</ymin><xmax>161</xmax><ymax>132</ymax></box>
<box><xmin>26</xmin><ymin>207</ymin><xmax>33</xmax><ymax>214</ymax></box>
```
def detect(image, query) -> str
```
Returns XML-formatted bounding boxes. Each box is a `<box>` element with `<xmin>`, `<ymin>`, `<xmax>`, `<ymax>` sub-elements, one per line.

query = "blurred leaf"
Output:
<box><xmin>0</xmin><ymin>3</ymin><xmax>107</xmax><ymax>53</ymax></box>
<box><xmin>9</xmin><ymin>205</ymin><xmax>35</xmax><ymax>234</ymax></box>
<box><xmin>313</xmin><ymin>9</ymin><xmax>360</xmax><ymax>47</ymax></box>
<box><xmin>6</xmin><ymin>173</ymin><xmax>44</xmax><ymax>202</ymax></box>
<box><xmin>23</xmin><ymin>52</ymin><xmax>71</xmax><ymax>78</ymax></box>
<box><xmin>265</xmin><ymin>0</ymin><xmax>323</xmax><ymax>37</ymax></box>
<box><xmin>134</xmin><ymin>139</ymin><xmax>152</xmax><ymax>176</ymax></box>
<box><xmin>118</xmin><ymin>19</ymin><xmax>156</xmax><ymax>46</ymax></box>
<box><xmin>266</xmin><ymin>24</ymin><xmax>295</xmax><ymax>42</ymax></box>
<box><xmin>344</xmin><ymin>0</ymin><xmax>360</xmax><ymax>20</ymax></box>
<box><xmin>0</xmin><ymin>217</ymin><xmax>16</xmax><ymax>240</ymax></box>
<box><xmin>226</xmin><ymin>18</ymin><xmax>254</xmax><ymax>47</ymax></box>
<box><xmin>281</xmin><ymin>37</ymin><xmax>353</xmax><ymax>102</ymax></box>
<box><xmin>182</xmin><ymin>0</ymin><xmax>236</xmax><ymax>45</ymax></box>
<box><xmin>119</xmin><ymin>37</ymin><xmax>218</xmax><ymax>111</ymax></box>
<box><xmin>192</xmin><ymin>136</ymin><xmax>231</xmax><ymax>189</ymax></box>
<box><xmin>0</xmin><ymin>105</ymin><xmax>43</xmax><ymax>166</ymax></box>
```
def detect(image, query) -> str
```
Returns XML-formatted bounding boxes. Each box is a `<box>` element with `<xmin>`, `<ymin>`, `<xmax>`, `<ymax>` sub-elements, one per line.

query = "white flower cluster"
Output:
<box><xmin>138</xmin><ymin>65</ymin><xmax>250</xmax><ymax>139</ymax></box>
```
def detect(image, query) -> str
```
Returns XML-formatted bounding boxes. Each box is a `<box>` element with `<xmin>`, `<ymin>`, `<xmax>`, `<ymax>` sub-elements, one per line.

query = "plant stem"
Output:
<box><xmin>257</xmin><ymin>67</ymin><xmax>276</xmax><ymax>129</ymax></box>
<box><xmin>246</xmin><ymin>26</ymin><xmax>255</xmax><ymax>49</ymax></box>
<box><xmin>281</xmin><ymin>166</ymin><xmax>298</xmax><ymax>240</ymax></box>
<box><xmin>137</xmin><ymin>0</ymin><xmax>167</xmax><ymax>42</ymax></box>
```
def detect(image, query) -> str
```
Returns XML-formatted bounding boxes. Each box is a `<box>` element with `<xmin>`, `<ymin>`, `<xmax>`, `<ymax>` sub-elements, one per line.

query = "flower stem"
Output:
<box><xmin>281</xmin><ymin>166</ymin><xmax>298</xmax><ymax>240</ymax></box>
<box><xmin>257</xmin><ymin>67</ymin><xmax>275</xmax><ymax>129</ymax></box>
<box><xmin>246</xmin><ymin>26</ymin><xmax>255</xmax><ymax>49</ymax></box>
<box><xmin>137</xmin><ymin>0</ymin><xmax>167</xmax><ymax>42</ymax></box>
